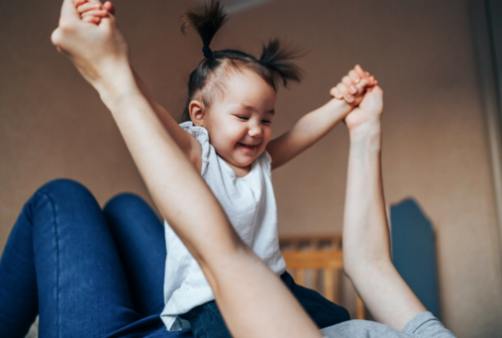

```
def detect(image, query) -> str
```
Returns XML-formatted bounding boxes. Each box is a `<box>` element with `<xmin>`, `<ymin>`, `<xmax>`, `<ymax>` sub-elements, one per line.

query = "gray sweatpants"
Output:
<box><xmin>321</xmin><ymin>312</ymin><xmax>456</xmax><ymax>338</ymax></box>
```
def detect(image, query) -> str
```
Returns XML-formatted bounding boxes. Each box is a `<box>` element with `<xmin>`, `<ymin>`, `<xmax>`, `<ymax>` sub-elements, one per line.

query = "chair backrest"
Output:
<box><xmin>280</xmin><ymin>234</ymin><xmax>365</xmax><ymax>319</ymax></box>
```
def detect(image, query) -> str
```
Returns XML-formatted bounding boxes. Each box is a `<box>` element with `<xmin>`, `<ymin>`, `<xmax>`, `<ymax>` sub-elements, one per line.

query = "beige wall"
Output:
<box><xmin>1</xmin><ymin>0</ymin><xmax>501</xmax><ymax>336</ymax></box>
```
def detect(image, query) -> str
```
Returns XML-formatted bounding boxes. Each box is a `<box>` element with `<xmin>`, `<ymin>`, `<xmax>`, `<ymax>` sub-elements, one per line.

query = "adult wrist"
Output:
<box><xmin>93</xmin><ymin>61</ymin><xmax>138</xmax><ymax>107</ymax></box>
<box><xmin>349</xmin><ymin>120</ymin><xmax>382</xmax><ymax>150</ymax></box>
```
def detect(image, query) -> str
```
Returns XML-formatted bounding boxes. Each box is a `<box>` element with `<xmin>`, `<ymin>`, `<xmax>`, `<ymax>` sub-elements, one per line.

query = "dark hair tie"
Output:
<box><xmin>203</xmin><ymin>45</ymin><xmax>214</xmax><ymax>59</ymax></box>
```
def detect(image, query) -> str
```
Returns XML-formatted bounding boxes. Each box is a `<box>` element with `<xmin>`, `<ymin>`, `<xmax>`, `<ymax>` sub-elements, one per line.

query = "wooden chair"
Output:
<box><xmin>279</xmin><ymin>234</ymin><xmax>365</xmax><ymax>319</ymax></box>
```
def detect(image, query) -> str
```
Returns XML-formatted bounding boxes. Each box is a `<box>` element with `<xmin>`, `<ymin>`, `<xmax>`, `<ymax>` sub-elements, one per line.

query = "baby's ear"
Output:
<box><xmin>188</xmin><ymin>99</ymin><xmax>206</xmax><ymax>126</ymax></box>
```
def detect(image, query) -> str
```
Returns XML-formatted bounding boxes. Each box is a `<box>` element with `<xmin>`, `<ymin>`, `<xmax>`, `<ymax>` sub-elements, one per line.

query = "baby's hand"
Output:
<box><xmin>75</xmin><ymin>0</ymin><xmax>114</xmax><ymax>25</ymax></box>
<box><xmin>330</xmin><ymin>65</ymin><xmax>378</xmax><ymax>107</ymax></box>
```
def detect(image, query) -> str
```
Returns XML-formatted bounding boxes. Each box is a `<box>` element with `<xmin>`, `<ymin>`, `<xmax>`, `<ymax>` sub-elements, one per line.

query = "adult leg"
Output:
<box><xmin>0</xmin><ymin>197</ymin><xmax>39</xmax><ymax>336</ymax></box>
<box><xmin>0</xmin><ymin>179</ymin><xmax>139</xmax><ymax>338</ymax></box>
<box><xmin>101</xmin><ymin>193</ymin><xmax>192</xmax><ymax>338</ymax></box>
<box><xmin>103</xmin><ymin>193</ymin><xmax>166</xmax><ymax>316</ymax></box>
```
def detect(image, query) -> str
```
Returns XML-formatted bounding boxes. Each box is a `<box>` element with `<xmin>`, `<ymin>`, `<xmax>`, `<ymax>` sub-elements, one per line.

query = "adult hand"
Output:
<box><xmin>330</xmin><ymin>65</ymin><xmax>378</xmax><ymax>106</ymax></box>
<box><xmin>51</xmin><ymin>0</ymin><xmax>129</xmax><ymax>89</ymax></box>
<box><xmin>345</xmin><ymin>86</ymin><xmax>384</xmax><ymax>134</ymax></box>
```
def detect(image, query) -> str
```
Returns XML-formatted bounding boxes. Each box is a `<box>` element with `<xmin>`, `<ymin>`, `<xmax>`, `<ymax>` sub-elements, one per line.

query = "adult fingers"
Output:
<box><xmin>98</xmin><ymin>9</ymin><xmax>117</xmax><ymax>32</ymax></box>
<box><xmin>97</xmin><ymin>1</ymin><xmax>117</xmax><ymax>30</ymax></box>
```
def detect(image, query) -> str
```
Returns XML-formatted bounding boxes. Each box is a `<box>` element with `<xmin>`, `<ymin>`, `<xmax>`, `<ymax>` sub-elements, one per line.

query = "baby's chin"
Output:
<box><xmin>230</xmin><ymin>153</ymin><xmax>261</xmax><ymax>169</ymax></box>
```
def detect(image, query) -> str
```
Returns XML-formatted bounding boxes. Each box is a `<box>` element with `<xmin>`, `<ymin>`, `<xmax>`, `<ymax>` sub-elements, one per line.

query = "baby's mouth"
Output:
<box><xmin>237</xmin><ymin>142</ymin><xmax>260</xmax><ymax>150</ymax></box>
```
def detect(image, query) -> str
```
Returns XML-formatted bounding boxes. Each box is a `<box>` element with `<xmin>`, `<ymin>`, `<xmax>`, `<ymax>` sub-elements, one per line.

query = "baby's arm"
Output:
<box><xmin>266</xmin><ymin>65</ymin><xmax>376</xmax><ymax>169</ymax></box>
<box><xmin>75</xmin><ymin>0</ymin><xmax>202</xmax><ymax>169</ymax></box>
<box><xmin>342</xmin><ymin>87</ymin><xmax>426</xmax><ymax>330</ymax></box>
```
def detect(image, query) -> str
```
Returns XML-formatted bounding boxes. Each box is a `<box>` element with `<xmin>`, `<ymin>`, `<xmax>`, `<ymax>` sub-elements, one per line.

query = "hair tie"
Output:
<box><xmin>202</xmin><ymin>45</ymin><xmax>214</xmax><ymax>59</ymax></box>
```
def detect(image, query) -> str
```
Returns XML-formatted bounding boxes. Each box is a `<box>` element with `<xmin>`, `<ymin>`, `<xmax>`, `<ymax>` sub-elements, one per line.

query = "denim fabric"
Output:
<box><xmin>0</xmin><ymin>179</ymin><xmax>190</xmax><ymax>338</ymax></box>
<box><xmin>281</xmin><ymin>271</ymin><xmax>351</xmax><ymax>327</ymax></box>
<box><xmin>183</xmin><ymin>271</ymin><xmax>351</xmax><ymax>338</ymax></box>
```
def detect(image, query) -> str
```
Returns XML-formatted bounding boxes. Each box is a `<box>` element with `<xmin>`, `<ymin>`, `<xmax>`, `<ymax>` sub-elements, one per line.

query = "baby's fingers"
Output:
<box><xmin>330</xmin><ymin>83</ymin><xmax>345</xmax><ymax>99</ymax></box>
<box><xmin>334</xmin><ymin>82</ymin><xmax>355</xmax><ymax>103</ymax></box>
<box><xmin>348</xmin><ymin>69</ymin><xmax>361</xmax><ymax>83</ymax></box>
<box><xmin>354</xmin><ymin>78</ymin><xmax>369</xmax><ymax>94</ymax></box>
<box><xmin>74</xmin><ymin>0</ymin><xmax>88</xmax><ymax>8</ymax></box>
<box><xmin>103</xmin><ymin>1</ymin><xmax>115</xmax><ymax>15</ymax></box>
<box><xmin>81</xmin><ymin>9</ymin><xmax>109</xmax><ymax>18</ymax></box>
<box><xmin>81</xmin><ymin>10</ymin><xmax>109</xmax><ymax>25</ymax></box>
<box><xmin>77</xmin><ymin>2</ymin><xmax>101</xmax><ymax>14</ymax></box>
<box><xmin>342</xmin><ymin>76</ymin><xmax>358</xmax><ymax>95</ymax></box>
<box><xmin>354</xmin><ymin>64</ymin><xmax>366</xmax><ymax>77</ymax></box>
<box><xmin>354</xmin><ymin>65</ymin><xmax>379</xmax><ymax>87</ymax></box>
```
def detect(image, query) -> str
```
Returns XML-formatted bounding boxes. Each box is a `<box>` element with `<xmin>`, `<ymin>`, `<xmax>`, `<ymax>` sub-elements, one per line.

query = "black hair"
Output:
<box><xmin>180</xmin><ymin>0</ymin><xmax>303</xmax><ymax>122</ymax></box>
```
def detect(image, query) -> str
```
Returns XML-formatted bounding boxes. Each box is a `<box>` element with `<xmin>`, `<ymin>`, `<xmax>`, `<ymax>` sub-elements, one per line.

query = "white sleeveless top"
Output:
<box><xmin>161</xmin><ymin>122</ymin><xmax>286</xmax><ymax>331</ymax></box>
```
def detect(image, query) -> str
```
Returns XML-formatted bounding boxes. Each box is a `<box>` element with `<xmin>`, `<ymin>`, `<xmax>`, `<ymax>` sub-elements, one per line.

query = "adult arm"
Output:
<box><xmin>342</xmin><ymin>86</ymin><xmax>426</xmax><ymax>330</ymax></box>
<box><xmin>51</xmin><ymin>2</ymin><xmax>320</xmax><ymax>337</ymax></box>
<box><xmin>132</xmin><ymin>70</ymin><xmax>202</xmax><ymax>167</ymax></box>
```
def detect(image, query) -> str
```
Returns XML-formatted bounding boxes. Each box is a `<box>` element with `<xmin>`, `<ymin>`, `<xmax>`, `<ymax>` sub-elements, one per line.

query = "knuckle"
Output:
<box><xmin>50</xmin><ymin>29</ymin><xmax>63</xmax><ymax>46</ymax></box>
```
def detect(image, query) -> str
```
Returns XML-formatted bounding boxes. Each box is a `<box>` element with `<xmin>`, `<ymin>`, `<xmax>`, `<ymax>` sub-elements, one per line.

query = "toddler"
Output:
<box><xmin>77</xmin><ymin>1</ymin><xmax>377</xmax><ymax>336</ymax></box>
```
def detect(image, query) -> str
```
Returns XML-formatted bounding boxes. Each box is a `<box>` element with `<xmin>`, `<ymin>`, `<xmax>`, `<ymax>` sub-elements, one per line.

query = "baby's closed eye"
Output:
<box><xmin>234</xmin><ymin>115</ymin><xmax>250</xmax><ymax>121</ymax></box>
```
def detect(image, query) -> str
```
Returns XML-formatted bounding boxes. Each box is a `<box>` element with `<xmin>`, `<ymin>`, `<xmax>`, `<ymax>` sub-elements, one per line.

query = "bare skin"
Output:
<box><xmin>51</xmin><ymin>0</ymin><xmax>425</xmax><ymax>336</ymax></box>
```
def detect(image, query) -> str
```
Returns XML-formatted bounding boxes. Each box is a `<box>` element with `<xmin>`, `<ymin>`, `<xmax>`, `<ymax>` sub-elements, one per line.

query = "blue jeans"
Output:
<box><xmin>182</xmin><ymin>272</ymin><xmax>350</xmax><ymax>338</ymax></box>
<box><xmin>0</xmin><ymin>178</ymin><xmax>191</xmax><ymax>338</ymax></box>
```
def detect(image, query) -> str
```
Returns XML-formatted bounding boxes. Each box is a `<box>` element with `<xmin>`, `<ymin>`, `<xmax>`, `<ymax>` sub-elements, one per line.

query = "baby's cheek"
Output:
<box><xmin>264</xmin><ymin>128</ymin><xmax>273</xmax><ymax>142</ymax></box>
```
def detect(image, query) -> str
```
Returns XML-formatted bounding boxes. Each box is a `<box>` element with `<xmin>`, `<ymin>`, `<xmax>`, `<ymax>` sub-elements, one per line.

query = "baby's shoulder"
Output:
<box><xmin>179</xmin><ymin>121</ymin><xmax>209</xmax><ymax>143</ymax></box>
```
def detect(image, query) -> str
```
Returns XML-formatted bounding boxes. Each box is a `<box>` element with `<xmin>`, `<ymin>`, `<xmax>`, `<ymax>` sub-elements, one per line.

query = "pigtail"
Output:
<box><xmin>259</xmin><ymin>38</ymin><xmax>303</xmax><ymax>87</ymax></box>
<box><xmin>181</xmin><ymin>0</ymin><xmax>227</xmax><ymax>58</ymax></box>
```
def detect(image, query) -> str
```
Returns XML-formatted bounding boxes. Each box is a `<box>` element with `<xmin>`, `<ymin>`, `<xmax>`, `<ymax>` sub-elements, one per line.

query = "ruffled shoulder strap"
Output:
<box><xmin>179</xmin><ymin>121</ymin><xmax>212</xmax><ymax>175</ymax></box>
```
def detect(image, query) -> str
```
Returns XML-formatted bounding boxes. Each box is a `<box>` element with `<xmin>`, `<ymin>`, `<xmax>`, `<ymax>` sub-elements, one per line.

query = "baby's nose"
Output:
<box><xmin>248</xmin><ymin>125</ymin><xmax>263</xmax><ymax>137</ymax></box>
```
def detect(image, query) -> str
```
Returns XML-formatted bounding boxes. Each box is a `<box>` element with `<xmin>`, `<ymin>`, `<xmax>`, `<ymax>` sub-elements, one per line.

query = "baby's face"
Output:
<box><xmin>203</xmin><ymin>68</ymin><xmax>276</xmax><ymax>175</ymax></box>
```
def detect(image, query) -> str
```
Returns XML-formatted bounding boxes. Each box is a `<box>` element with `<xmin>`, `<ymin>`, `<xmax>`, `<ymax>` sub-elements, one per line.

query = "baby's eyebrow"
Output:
<box><xmin>240</xmin><ymin>104</ymin><xmax>275</xmax><ymax>115</ymax></box>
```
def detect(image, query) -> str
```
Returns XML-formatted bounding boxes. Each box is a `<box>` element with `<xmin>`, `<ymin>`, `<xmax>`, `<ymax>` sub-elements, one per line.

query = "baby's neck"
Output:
<box><xmin>229</xmin><ymin>163</ymin><xmax>252</xmax><ymax>177</ymax></box>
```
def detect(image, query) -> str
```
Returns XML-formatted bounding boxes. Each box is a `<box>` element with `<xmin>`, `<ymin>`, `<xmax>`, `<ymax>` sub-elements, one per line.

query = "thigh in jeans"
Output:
<box><xmin>181</xmin><ymin>301</ymin><xmax>231</xmax><ymax>338</ymax></box>
<box><xmin>103</xmin><ymin>192</ymin><xmax>166</xmax><ymax>316</ymax></box>
<box><xmin>0</xmin><ymin>179</ymin><xmax>139</xmax><ymax>338</ymax></box>
<box><xmin>281</xmin><ymin>271</ymin><xmax>350</xmax><ymax>328</ymax></box>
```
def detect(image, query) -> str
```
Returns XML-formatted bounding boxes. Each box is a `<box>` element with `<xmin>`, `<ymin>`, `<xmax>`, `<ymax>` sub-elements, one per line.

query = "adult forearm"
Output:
<box><xmin>132</xmin><ymin>70</ymin><xmax>195</xmax><ymax>153</ymax></box>
<box><xmin>342</xmin><ymin>122</ymin><xmax>426</xmax><ymax>329</ymax></box>
<box><xmin>342</xmin><ymin>123</ymin><xmax>390</xmax><ymax>276</ymax></box>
